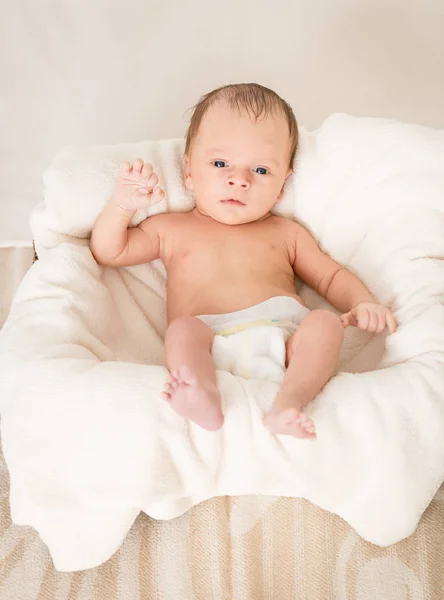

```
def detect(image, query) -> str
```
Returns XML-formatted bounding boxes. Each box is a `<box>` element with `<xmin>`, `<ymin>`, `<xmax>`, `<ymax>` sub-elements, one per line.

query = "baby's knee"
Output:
<box><xmin>166</xmin><ymin>315</ymin><xmax>213</xmax><ymax>343</ymax></box>
<box><xmin>305</xmin><ymin>309</ymin><xmax>344</xmax><ymax>342</ymax></box>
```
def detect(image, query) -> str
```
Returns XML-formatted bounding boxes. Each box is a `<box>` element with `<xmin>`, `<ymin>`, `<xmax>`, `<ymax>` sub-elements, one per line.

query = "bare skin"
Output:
<box><xmin>90</xmin><ymin>102</ymin><xmax>397</xmax><ymax>439</ymax></box>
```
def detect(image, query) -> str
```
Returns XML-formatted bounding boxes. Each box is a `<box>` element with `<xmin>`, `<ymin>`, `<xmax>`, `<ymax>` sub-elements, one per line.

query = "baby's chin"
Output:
<box><xmin>195</xmin><ymin>202</ymin><xmax>268</xmax><ymax>225</ymax></box>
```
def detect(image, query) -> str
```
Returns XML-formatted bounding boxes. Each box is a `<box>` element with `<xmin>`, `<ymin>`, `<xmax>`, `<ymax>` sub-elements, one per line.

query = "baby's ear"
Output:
<box><xmin>183</xmin><ymin>154</ymin><xmax>193</xmax><ymax>190</ymax></box>
<box><xmin>276</xmin><ymin>168</ymin><xmax>293</xmax><ymax>202</ymax></box>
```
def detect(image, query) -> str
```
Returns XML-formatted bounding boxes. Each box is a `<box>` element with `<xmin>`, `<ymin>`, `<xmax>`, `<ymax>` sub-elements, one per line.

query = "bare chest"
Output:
<box><xmin>167</xmin><ymin>219</ymin><xmax>293</xmax><ymax>276</ymax></box>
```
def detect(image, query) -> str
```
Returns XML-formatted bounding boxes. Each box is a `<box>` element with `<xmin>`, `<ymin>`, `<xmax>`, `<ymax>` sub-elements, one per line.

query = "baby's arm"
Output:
<box><xmin>292</xmin><ymin>223</ymin><xmax>397</xmax><ymax>333</ymax></box>
<box><xmin>90</xmin><ymin>159</ymin><xmax>164</xmax><ymax>267</ymax></box>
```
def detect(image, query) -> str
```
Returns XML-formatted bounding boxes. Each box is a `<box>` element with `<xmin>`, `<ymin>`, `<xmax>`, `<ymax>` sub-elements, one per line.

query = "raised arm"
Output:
<box><xmin>90</xmin><ymin>159</ymin><xmax>165</xmax><ymax>267</ymax></box>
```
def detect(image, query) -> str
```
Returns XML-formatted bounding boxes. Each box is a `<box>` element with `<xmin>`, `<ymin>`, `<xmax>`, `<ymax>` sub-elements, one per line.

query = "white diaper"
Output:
<box><xmin>197</xmin><ymin>296</ymin><xmax>310</xmax><ymax>382</ymax></box>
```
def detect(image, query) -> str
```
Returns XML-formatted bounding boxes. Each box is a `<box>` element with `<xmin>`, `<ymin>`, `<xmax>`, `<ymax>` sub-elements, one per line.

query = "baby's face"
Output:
<box><xmin>184</xmin><ymin>102</ymin><xmax>292</xmax><ymax>225</ymax></box>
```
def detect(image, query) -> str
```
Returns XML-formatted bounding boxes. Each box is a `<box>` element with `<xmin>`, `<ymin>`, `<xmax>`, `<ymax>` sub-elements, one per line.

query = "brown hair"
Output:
<box><xmin>184</xmin><ymin>83</ymin><xmax>299</xmax><ymax>169</ymax></box>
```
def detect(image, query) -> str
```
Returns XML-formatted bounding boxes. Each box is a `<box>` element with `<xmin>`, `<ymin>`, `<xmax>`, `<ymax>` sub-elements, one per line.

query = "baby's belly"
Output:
<box><xmin>167</xmin><ymin>280</ymin><xmax>304</xmax><ymax>322</ymax></box>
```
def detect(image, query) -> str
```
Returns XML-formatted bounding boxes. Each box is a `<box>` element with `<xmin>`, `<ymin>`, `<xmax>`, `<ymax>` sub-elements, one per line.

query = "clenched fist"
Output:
<box><xmin>340</xmin><ymin>302</ymin><xmax>397</xmax><ymax>334</ymax></box>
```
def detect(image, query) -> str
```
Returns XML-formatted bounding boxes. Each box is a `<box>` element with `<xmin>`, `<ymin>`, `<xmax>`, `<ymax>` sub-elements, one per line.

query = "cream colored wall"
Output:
<box><xmin>1</xmin><ymin>0</ymin><xmax>443</xmax><ymax>242</ymax></box>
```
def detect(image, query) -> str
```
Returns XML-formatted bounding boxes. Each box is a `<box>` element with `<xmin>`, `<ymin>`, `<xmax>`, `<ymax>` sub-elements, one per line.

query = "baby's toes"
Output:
<box><xmin>163</xmin><ymin>378</ymin><xmax>173</xmax><ymax>391</ymax></box>
<box><xmin>306</xmin><ymin>422</ymin><xmax>316</xmax><ymax>434</ymax></box>
<box><xmin>169</xmin><ymin>369</ymin><xmax>181</xmax><ymax>381</ymax></box>
<box><xmin>301</xmin><ymin>415</ymin><xmax>316</xmax><ymax>434</ymax></box>
<box><xmin>162</xmin><ymin>384</ymin><xmax>173</xmax><ymax>399</ymax></box>
<box><xmin>165</xmin><ymin>373</ymin><xmax>177</xmax><ymax>386</ymax></box>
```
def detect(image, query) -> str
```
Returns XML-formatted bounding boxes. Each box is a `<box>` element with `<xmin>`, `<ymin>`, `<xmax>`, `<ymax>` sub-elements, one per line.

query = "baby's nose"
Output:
<box><xmin>227</xmin><ymin>170</ymin><xmax>251</xmax><ymax>189</ymax></box>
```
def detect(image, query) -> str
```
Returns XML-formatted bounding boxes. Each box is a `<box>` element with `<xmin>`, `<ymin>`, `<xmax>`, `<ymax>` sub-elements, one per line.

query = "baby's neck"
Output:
<box><xmin>191</xmin><ymin>207</ymin><xmax>272</xmax><ymax>224</ymax></box>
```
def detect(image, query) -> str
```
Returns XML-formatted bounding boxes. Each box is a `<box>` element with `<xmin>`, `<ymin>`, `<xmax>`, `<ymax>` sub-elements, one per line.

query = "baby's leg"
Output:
<box><xmin>162</xmin><ymin>316</ymin><xmax>224</xmax><ymax>431</ymax></box>
<box><xmin>264</xmin><ymin>310</ymin><xmax>343</xmax><ymax>440</ymax></box>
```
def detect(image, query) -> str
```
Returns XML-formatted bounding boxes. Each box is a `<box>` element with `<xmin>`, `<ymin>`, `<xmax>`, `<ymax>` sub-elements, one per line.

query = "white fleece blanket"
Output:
<box><xmin>1</xmin><ymin>114</ymin><xmax>444</xmax><ymax>572</ymax></box>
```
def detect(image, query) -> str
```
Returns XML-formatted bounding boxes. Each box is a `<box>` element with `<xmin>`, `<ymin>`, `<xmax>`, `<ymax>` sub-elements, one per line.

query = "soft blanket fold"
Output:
<box><xmin>1</xmin><ymin>114</ymin><xmax>444</xmax><ymax>571</ymax></box>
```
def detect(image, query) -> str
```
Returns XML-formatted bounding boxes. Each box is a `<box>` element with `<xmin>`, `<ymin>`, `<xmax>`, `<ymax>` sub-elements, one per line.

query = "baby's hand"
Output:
<box><xmin>340</xmin><ymin>302</ymin><xmax>397</xmax><ymax>334</ymax></box>
<box><xmin>113</xmin><ymin>158</ymin><xmax>164</xmax><ymax>212</ymax></box>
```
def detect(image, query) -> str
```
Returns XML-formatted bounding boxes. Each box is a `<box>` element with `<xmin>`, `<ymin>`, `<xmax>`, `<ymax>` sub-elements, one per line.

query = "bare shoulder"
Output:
<box><xmin>273</xmin><ymin>215</ymin><xmax>319</xmax><ymax>245</ymax></box>
<box><xmin>270</xmin><ymin>216</ymin><xmax>321</xmax><ymax>267</ymax></box>
<box><xmin>270</xmin><ymin>214</ymin><xmax>312</xmax><ymax>243</ymax></box>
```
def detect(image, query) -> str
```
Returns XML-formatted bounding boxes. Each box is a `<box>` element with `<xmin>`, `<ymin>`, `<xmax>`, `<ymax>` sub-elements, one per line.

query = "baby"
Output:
<box><xmin>90</xmin><ymin>83</ymin><xmax>397</xmax><ymax>440</ymax></box>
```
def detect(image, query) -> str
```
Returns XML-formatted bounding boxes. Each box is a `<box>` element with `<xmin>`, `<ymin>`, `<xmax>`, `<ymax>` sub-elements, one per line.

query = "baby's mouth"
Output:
<box><xmin>221</xmin><ymin>198</ymin><xmax>246</xmax><ymax>206</ymax></box>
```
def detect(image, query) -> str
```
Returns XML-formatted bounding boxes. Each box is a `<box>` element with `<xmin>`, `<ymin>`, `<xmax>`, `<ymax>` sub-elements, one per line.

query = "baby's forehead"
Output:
<box><xmin>198</xmin><ymin>134</ymin><xmax>289</xmax><ymax>164</ymax></box>
<box><xmin>191</xmin><ymin>101</ymin><xmax>291</xmax><ymax>162</ymax></box>
<box><xmin>201</xmin><ymin>108</ymin><xmax>288</xmax><ymax>140</ymax></box>
<box><xmin>202</xmin><ymin>142</ymin><xmax>281</xmax><ymax>164</ymax></box>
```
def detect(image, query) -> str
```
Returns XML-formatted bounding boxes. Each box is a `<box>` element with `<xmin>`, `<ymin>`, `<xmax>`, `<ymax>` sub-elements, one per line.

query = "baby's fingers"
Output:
<box><xmin>357</xmin><ymin>308</ymin><xmax>370</xmax><ymax>331</ymax></box>
<box><xmin>340</xmin><ymin>312</ymin><xmax>353</xmax><ymax>328</ymax></box>
<box><xmin>132</xmin><ymin>158</ymin><xmax>144</xmax><ymax>174</ymax></box>
<box><xmin>150</xmin><ymin>186</ymin><xmax>165</xmax><ymax>204</ymax></box>
<box><xmin>387</xmin><ymin>312</ymin><xmax>398</xmax><ymax>334</ymax></box>
<box><xmin>141</xmin><ymin>162</ymin><xmax>154</xmax><ymax>180</ymax></box>
<box><xmin>147</xmin><ymin>172</ymin><xmax>159</xmax><ymax>190</ymax></box>
<box><xmin>364</xmin><ymin>310</ymin><xmax>377</xmax><ymax>332</ymax></box>
<box><xmin>120</xmin><ymin>161</ymin><xmax>131</xmax><ymax>176</ymax></box>
<box><xmin>376</xmin><ymin>314</ymin><xmax>387</xmax><ymax>334</ymax></box>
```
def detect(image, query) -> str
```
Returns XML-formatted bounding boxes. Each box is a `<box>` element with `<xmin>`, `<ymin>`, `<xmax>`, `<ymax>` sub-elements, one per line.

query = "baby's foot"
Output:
<box><xmin>112</xmin><ymin>158</ymin><xmax>164</xmax><ymax>212</ymax></box>
<box><xmin>162</xmin><ymin>366</ymin><xmax>224</xmax><ymax>431</ymax></box>
<box><xmin>264</xmin><ymin>407</ymin><xmax>316</xmax><ymax>440</ymax></box>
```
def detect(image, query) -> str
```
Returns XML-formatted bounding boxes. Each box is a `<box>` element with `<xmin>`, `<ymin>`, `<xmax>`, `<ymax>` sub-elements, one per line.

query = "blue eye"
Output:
<box><xmin>254</xmin><ymin>167</ymin><xmax>268</xmax><ymax>175</ymax></box>
<box><xmin>213</xmin><ymin>160</ymin><xmax>227</xmax><ymax>168</ymax></box>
